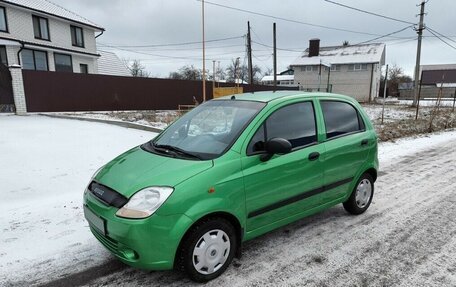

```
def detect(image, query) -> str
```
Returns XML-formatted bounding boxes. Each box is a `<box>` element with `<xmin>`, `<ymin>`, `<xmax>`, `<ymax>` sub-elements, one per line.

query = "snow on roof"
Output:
<box><xmin>97</xmin><ymin>50</ymin><xmax>130</xmax><ymax>77</ymax></box>
<box><xmin>261</xmin><ymin>74</ymin><xmax>294</xmax><ymax>82</ymax></box>
<box><xmin>421</xmin><ymin>64</ymin><xmax>456</xmax><ymax>71</ymax></box>
<box><xmin>2</xmin><ymin>0</ymin><xmax>104</xmax><ymax>30</ymax></box>
<box><xmin>291</xmin><ymin>43</ymin><xmax>385</xmax><ymax>66</ymax></box>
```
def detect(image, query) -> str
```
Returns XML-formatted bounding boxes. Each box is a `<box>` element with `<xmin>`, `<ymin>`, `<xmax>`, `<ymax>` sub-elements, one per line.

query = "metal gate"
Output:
<box><xmin>0</xmin><ymin>63</ymin><xmax>14</xmax><ymax>112</ymax></box>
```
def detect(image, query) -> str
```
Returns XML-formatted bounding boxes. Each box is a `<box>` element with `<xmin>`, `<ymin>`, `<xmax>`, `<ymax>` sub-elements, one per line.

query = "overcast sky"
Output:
<box><xmin>52</xmin><ymin>0</ymin><xmax>456</xmax><ymax>78</ymax></box>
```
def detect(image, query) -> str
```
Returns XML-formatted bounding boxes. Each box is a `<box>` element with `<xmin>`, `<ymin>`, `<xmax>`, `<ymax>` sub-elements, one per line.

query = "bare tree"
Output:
<box><xmin>126</xmin><ymin>59</ymin><xmax>150</xmax><ymax>77</ymax></box>
<box><xmin>169</xmin><ymin>65</ymin><xmax>204</xmax><ymax>80</ymax></box>
<box><xmin>225</xmin><ymin>58</ymin><xmax>262</xmax><ymax>84</ymax></box>
<box><xmin>386</xmin><ymin>64</ymin><xmax>412</xmax><ymax>97</ymax></box>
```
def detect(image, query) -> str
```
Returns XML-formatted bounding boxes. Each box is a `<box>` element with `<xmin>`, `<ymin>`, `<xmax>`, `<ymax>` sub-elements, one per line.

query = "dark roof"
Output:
<box><xmin>421</xmin><ymin>69</ymin><xmax>456</xmax><ymax>85</ymax></box>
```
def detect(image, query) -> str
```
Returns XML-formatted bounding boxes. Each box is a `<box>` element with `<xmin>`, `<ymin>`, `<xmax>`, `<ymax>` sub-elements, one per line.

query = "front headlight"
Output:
<box><xmin>115</xmin><ymin>186</ymin><xmax>174</xmax><ymax>219</ymax></box>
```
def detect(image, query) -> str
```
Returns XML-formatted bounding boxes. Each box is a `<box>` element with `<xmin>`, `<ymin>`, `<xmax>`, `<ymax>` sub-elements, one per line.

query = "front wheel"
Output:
<box><xmin>343</xmin><ymin>173</ymin><xmax>374</xmax><ymax>215</ymax></box>
<box><xmin>178</xmin><ymin>218</ymin><xmax>237</xmax><ymax>282</ymax></box>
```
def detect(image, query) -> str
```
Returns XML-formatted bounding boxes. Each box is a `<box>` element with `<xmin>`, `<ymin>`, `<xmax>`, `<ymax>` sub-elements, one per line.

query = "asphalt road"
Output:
<box><xmin>26</xmin><ymin>138</ymin><xmax>456</xmax><ymax>286</ymax></box>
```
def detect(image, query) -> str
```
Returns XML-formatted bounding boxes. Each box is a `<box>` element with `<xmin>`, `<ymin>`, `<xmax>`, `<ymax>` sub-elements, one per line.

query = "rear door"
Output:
<box><xmin>318</xmin><ymin>100</ymin><xmax>371</xmax><ymax>203</ymax></box>
<box><xmin>241</xmin><ymin>100</ymin><xmax>325</xmax><ymax>232</ymax></box>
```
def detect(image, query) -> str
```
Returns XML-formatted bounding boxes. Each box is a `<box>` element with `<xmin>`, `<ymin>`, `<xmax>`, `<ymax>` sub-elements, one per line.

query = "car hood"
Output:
<box><xmin>94</xmin><ymin>146</ymin><xmax>213</xmax><ymax>198</ymax></box>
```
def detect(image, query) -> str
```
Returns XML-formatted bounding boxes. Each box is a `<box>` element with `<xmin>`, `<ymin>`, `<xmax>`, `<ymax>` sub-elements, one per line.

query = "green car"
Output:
<box><xmin>83</xmin><ymin>91</ymin><xmax>378</xmax><ymax>282</ymax></box>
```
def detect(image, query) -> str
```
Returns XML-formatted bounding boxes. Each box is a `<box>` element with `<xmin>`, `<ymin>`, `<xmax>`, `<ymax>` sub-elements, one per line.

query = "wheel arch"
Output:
<box><xmin>364</xmin><ymin>167</ymin><xmax>377</xmax><ymax>182</ymax></box>
<box><xmin>173</xmin><ymin>211</ymin><xmax>243</xmax><ymax>270</ymax></box>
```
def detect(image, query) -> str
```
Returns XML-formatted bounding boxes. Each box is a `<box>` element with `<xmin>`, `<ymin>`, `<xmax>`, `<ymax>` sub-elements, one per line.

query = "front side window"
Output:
<box><xmin>71</xmin><ymin>25</ymin><xmax>84</xmax><ymax>47</ymax></box>
<box><xmin>0</xmin><ymin>45</ymin><xmax>7</xmax><ymax>65</ymax></box>
<box><xmin>321</xmin><ymin>101</ymin><xmax>364</xmax><ymax>139</ymax></box>
<box><xmin>247</xmin><ymin>101</ymin><xmax>317</xmax><ymax>154</ymax></box>
<box><xmin>150</xmin><ymin>100</ymin><xmax>266</xmax><ymax>160</ymax></box>
<box><xmin>22</xmin><ymin>49</ymin><xmax>48</xmax><ymax>71</ymax></box>
<box><xmin>0</xmin><ymin>6</ymin><xmax>7</xmax><ymax>32</ymax></box>
<box><xmin>54</xmin><ymin>53</ymin><xmax>72</xmax><ymax>72</ymax></box>
<box><xmin>33</xmin><ymin>15</ymin><xmax>50</xmax><ymax>40</ymax></box>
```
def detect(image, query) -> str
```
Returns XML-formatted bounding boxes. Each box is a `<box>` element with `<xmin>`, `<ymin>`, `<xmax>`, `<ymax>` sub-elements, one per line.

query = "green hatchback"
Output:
<box><xmin>83</xmin><ymin>91</ymin><xmax>378</xmax><ymax>282</ymax></box>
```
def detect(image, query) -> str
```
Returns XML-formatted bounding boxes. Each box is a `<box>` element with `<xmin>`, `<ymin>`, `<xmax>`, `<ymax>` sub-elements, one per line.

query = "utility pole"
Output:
<box><xmin>273</xmin><ymin>22</ymin><xmax>277</xmax><ymax>91</ymax></box>
<box><xmin>212</xmin><ymin>60</ymin><xmax>216</xmax><ymax>91</ymax></box>
<box><xmin>217</xmin><ymin>61</ymin><xmax>221</xmax><ymax>87</ymax></box>
<box><xmin>247</xmin><ymin>21</ymin><xmax>253</xmax><ymax>85</ymax></box>
<box><xmin>201</xmin><ymin>0</ymin><xmax>206</xmax><ymax>102</ymax></box>
<box><xmin>413</xmin><ymin>0</ymin><xmax>426</xmax><ymax>106</ymax></box>
<box><xmin>381</xmin><ymin>64</ymin><xmax>388</xmax><ymax>125</ymax></box>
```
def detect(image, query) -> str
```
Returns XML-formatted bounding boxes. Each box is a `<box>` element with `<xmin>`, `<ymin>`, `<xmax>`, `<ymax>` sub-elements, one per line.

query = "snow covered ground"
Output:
<box><xmin>1</xmin><ymin>115</ymin><xmax>456</xmax><ymax>286</ymax></box>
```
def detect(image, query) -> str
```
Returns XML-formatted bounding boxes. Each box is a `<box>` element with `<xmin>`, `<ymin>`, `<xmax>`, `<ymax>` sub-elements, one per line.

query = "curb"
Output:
<box><xmin>40</xmin><ymin>114</ymin><xmax>164</xmax><ymax>133</ymax></box>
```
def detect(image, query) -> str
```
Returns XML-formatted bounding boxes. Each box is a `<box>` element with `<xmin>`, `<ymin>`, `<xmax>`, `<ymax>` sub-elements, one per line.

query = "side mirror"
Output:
<box><xmin>260</xmin><ymin>138</ymin><xmax>292</xmax><ymax>162</ymax></box>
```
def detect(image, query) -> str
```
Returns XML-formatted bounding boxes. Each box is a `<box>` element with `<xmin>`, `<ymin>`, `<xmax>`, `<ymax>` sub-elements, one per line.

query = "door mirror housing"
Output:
<box><xmin>260</xmin><ymin>138</ymin><xmax>292</xmax><ymax>162</ymax></box>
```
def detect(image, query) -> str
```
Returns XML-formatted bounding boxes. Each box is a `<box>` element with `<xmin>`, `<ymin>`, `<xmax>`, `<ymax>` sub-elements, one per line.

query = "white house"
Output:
<box><xmin>291</xmin><ymin>39</ymin><xmax>386</xmax><ymax>102</ymax></box>
<box><xmin>260</xmin><ymin>69</ymin><xmax>297</xmax><ymax>87</ymax></box>
<box><xmin>0</xmin><ymin>0</ymin><xmax>106</xmax><ymax>73</ymax></box>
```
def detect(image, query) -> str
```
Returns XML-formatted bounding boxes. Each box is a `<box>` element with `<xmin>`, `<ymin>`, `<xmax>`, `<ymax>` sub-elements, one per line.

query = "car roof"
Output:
<box><xmin>213</xmin><ymin>91</ymin><xmax>356</xmax><ymax>103</ymax></box>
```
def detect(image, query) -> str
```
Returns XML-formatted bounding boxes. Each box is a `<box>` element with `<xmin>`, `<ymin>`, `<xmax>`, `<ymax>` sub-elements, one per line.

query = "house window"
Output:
<box><xmin>80</xmin><ymin>63</ymin><xmax>88</xmax><ymax>74</ymax></box>
<box><xmin>71</xmin><ymin>25</ymin><xmax>84</xmax><ymax>47</ymax></box>
<box><xmin>349</xmin><ymin>64</ymin><xmax>368</xmax><ymax>71</ymax></box>
<box><xmin>0</xmin><ymin>6</ymin><xmax>7</xmax><ymax>32</ymax></box>
<box><xmin>33</xmin><ymin>15</ymin><xmax>50</xmax><ymax>40</ymax></box>
<box><xmin>312</xmin><ymin>66</ymin><xmax>318</xmax><ymax>72</ymax></box>
<box><xmin>306</xmin><ymin>66</ymin><xmax>312</xmax><ymax>72</ymax></box>
<box><xmin>0</xmin><ymin>45</ymin><xmax>7</xmax><ymax>65</ymax></box>
<box><xmin>54</xmin><ymin>53</ymin><xmax>73</xmax><ymax>72</ymax></box>
<box><xmin>330</xmin><ymin>65</ymin><xmax>340</xmax><ymax>71</ymax></box>
<box><xmin>22</xmin><ymin>49</ymin><xmax>48</xmax><ymax>70</ymax></box>
<box><xmin>300</xmin><ymin>66</ymin><xmax>306</xmax><ymax>72</ymax></box>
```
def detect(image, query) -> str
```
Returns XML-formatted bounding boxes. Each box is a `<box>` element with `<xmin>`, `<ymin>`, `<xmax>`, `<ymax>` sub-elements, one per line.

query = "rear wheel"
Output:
<box><xmin>178</xmin><ymin>218</ymin><xmax>237</xmax><ymax>282</ymax></box>
<box><xmin>343</xmin><ymin>173</ymin><xmax>374</xmax><ymax>215</ymax></box>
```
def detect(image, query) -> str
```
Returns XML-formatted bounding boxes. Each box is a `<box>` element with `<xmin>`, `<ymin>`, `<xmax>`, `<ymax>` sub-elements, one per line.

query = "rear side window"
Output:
<box><xmin>321</xmin><ymin>101</ymin><xmax>364</xmax><ymax>139</ymax></box>
<box><xmin>247</xmin><ymin>102</ymin><xmax>317</xmax><ymax>154</ymax></box>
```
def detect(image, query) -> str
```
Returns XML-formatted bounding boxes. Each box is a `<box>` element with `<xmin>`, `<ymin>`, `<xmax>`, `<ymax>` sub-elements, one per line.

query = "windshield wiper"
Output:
<box><xmin>153</xmin><ymin>143</ymin><xmax>203</xmax><ymax>160</ymax></box>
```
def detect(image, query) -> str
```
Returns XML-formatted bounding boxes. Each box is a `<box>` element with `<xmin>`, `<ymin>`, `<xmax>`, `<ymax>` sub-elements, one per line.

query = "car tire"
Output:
<box><xmin>178</xmin><ymin>217</ymin><xmax>237</xmax><ymax>282</ymax></box>
<box><xmin>343</xmin><ymin>173</ymin><xmax>374</xmax><ymax>215</ymax></box>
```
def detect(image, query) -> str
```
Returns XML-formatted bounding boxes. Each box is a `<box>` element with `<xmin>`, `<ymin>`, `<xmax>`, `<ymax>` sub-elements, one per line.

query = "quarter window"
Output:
<box><xmin>0</xmin><ymin>6</ymin><xmax>7</xmax><ymax>32</ymax></box>
<box><xmin>33</xmin><ymin>15</ymin><xmax>50</xmax><ymax>40</ymax></box>
<box><xmin>54</xmin><ymin>53</ymin><xmax>72</xmax><ymax>72</ymax></box>
<box><xmin>22</xmin><ymin>49</ymin><xmax>48</xmax><ymax>71</ymax></box>
<box><xmin>321</xmin><ymin>101</ymin><xmax>364</xmax><ymax>139</ymax></box>
<box><xmin>71</xmin><ymin>25</ymin><xmax>84</xmax><ymax>47</ymax></box>
<box><xmin>247</xmin><ymin>102</ymin><xmax>317</xmax><ymax>154</ymax></box>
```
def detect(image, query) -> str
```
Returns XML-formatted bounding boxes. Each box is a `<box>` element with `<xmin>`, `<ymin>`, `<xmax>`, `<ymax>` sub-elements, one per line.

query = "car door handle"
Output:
<box><xmin>308</xmin><ymin>152</ymin><xmax>320</xmax><ymax>161</ymax></box>
<box><xmin>361</xmin><ymin>139</ymin><xmax>369</xmax><ymax>146</ymax></box>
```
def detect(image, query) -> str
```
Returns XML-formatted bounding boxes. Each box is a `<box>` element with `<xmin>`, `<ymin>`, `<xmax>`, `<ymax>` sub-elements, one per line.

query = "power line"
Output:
<box><xmin>354</xmin><ymin>25</ymin><xmax>414</xmax><ymax>45</ymax></box>
<box><xmin>98</xmin><ymin>35</ymin><xmax>244</xmax><ymax>48</ymax></box>
<box><xmin>426</xmin><ymin>26</ymin><xmax>456</xmax><ymax>45</ymax></box>
<box><xmin>323</xmin><ymin>0</ymin><xmax>415</xmax><ymax>25</ymax></box>
<box><xmin>198</xmin><ymin>0</ymin><xmax>394</xmax><ymax>37</ymax></box>
<box><xmin>426</xmin><ymin>28</ymin><xmax>456</xmax><ymax>50</ymax></box>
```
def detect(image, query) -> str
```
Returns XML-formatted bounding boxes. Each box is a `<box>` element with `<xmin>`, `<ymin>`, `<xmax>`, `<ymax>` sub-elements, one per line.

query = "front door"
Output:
<box><xmin>241</xmin><ymin>101</ymin><xmax>325</xmax><ymax>232</ymax></box>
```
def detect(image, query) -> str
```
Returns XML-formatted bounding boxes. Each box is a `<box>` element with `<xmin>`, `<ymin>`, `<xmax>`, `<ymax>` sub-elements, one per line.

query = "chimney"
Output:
<box><xmin>308</xmin><ymin>38</ymin><xmax>320</xmax><ymax>57</ymax></box>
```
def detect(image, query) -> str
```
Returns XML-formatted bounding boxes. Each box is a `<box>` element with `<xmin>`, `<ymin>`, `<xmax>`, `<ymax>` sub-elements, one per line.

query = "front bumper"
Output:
<box><xmin>83</xmin><ymin>190</ymin><xmax>193</xmax><ymax>270</ymax></box>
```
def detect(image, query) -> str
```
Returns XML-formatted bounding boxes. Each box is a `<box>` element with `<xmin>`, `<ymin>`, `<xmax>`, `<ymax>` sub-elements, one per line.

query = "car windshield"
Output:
<box><xmin>150</xmin><ymin>100</ymin><xmax>266</xmax><ymax>160</ymax></box>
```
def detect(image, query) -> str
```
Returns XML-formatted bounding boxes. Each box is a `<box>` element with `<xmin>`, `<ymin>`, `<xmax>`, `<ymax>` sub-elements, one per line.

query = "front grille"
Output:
<box><xmin>91</xmin><ymin>226</ymin><xmax>120</xmax><ymax>255</ymax></box>
<box><xmin>88</xmin><ymin>181</ymin><xmax>128</xmax><ymax>208</ymax></box>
